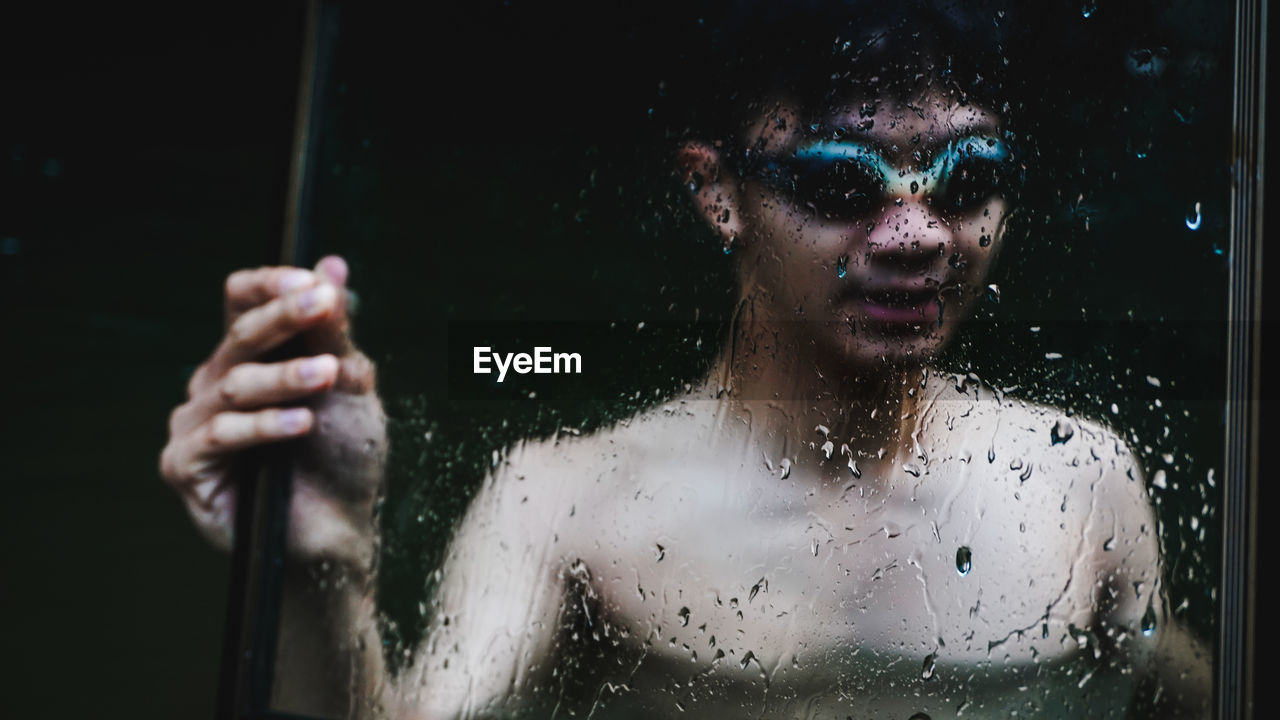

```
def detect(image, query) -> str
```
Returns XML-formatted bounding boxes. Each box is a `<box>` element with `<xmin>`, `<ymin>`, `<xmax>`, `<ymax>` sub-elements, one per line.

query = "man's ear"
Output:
<box><xmin>676</xmin><ymin>141</ymin><xmax>743</xmax><ymax>248</ymax></box>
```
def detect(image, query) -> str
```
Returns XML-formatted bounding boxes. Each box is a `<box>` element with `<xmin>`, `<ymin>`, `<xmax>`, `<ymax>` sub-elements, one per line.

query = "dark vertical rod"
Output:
<box><xmin>1220</xmin><ymin>0</ymin><xmax>1264</xmax><ymax>719</ymax></box>
<box><xmin>217</xmin><ymin>1</ymin><xmax>340</xmax><ymax>718</ymax></box>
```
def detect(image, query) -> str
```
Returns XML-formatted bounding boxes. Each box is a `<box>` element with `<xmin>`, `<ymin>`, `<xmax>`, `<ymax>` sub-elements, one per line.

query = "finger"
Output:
<box><xmin>208</xmin><ymin>283</ymin><xmax>339</xmax><ymax>377</ymax></box>
<box><xmin>177</xmin><ymin>354</ymin><xmax>335</xmax><ymax>435</ymax></box>
<box><xmin>160</xmin><ymin>432</ymin><xmax>237</xmax><ymax>550</ymax></box>
<box><xmin>224</xmin><ymin>266</ymin><xmax>318</xmax><ymax>324</ymax></box>
<box><xmin>303</xmin><ymin>256</ymin><xmax>359</xmax><ymax>356</ymax></box>
<box><xmin>202</xmin><ymin>407</ymin><xmax>314</xmax><ymax>454</ymax></box>
<box><xmin>314</xmin><ymin>255</ymin><xmax>349</xmax><ymax>287</ymax></box>
<box><xmin>211</xmin><ymin>355</ymin><xmax>340</xmax><ymax>411</ymax></box>
<box><xmin>186</xmin><ymin>482</ymin><xmax>237</xmax><ymax>552</ymax></box>
<box><xmin>163</xmin><ymin>407</ymin><xmax>315</xmax><ymax>487</ymax></box>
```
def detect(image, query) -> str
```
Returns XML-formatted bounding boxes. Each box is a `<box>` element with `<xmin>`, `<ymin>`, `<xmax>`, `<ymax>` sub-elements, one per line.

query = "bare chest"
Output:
<box><xmin>564</xmin><ymin>452</ymin><xmax>1107</xmax><ymax>715</ymax></box>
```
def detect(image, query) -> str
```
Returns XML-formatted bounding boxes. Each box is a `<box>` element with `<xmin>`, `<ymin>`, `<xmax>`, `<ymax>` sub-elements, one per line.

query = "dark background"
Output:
<box><xmin>0</xmin><ymin>2</ymin><xmax>1265</xmax><ymax>718</ymax></box>
<box><xmin>1</xmin><ymin>4</ymin><xmax>304</xmax><ymax>716</ymax></box>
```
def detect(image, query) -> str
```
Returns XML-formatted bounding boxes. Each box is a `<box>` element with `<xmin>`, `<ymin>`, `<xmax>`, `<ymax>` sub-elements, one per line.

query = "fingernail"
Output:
<box><xmin>299</xmin><ymin>356</ymin><xmax>333</xmax><ymax>386</ymax></box>
<box><xmin>192</xmin><ymin>480</ymin><xmax>218</xmax><ymax>505</ymax></box>
<box><xmin>279</xmin><ymin>408</ymin><xmax>310</xmax><ymax>434</ymax></box>
<box><xmin>297</xmin><ymin>284</ymin><xmax>335</xmax><ymax>317</ymax></box>
<box><xmin>279</xmin><ymin>269</ymin><xmax>311</xmax><ymax>294</ymax></box>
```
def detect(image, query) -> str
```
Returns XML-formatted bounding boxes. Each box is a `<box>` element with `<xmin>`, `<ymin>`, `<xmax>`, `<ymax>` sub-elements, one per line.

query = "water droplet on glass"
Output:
<box><xmin>836</xmin><ymin>255</ymin><xmax>848</xmax><ymax>278</ymax></box>
<box><xmin>1082</xmin><ymin>2</ymin><xmax>1095</xmax><ymax>18</ymax></box>
<box><xmin>979</xmin><ymin>233</ymin><xmax>992</xmax><ymax>247</ymax></box>
<box><xmin>1152</xmin><ymin>469</ymin><xmax>1168</xmax><ymax>489</ymax></box>
<box><xmin>903</xmin><ymin>462</ymin><xmax>922</xmax><ymax>477</ymax></box>
<box><xmin>909</xmin><ymin>713</ymin><xmax>932</xmax><ymax>720</ymax></box>
<box><xmin>986</xmin><ymin>283</ymin><xmax>1000</xmax><ymax>303</ymax></box>
<box><xmin>688</xmin><ymin>172</ymin><xmax>704</xmax><ymax>193</ymax></box>
<box><xmin>1185</xmin><ymin>201</ymin><xmax>1202</xmax><ymax>230</ymax></box>
<box><xmin>1068</xmin><ymin>623</ymin><xmax>1090</xmax><ymax>648</ymax></box>
<box><xmin>1141</xmin><ymin>603</ymin><xmax>1157</xmax><ymax>636</ymax></box>
<box><xmin>921</xmin><ymin>652</ymin><xmax>937</xmax><ymax>680</ymax></box>
<box><xmin>956</xmin><ymin>546</ymin><xmax>973</xmax><ymax>576</ymax></box>
<box><xmin>779</xmin><ymin>458</ymin><xmax>792</xmax><ymax>479</ymax></box>
<box><xmin>1051</xmin><ymin>419</ymin><xmax>1075</xmax><ymax>445</ymax></box>
<box><xmin>821</xmin><ymin>440</ymin><xmax>835</xmax><ymax>460</ymax></box>
<box><xmin>910</xmin><ymin>180</ymin><xmax>920</xmax><ymax>194</ymax></box>
<box><xmin>655</xmin><ymin>544</ymin><xmax>666</xmax><ymax>562</ymax></box>
<box><xmin>678</xmin><ymin>606</ymin><xmax>691</xmax><ymax>627</ymax></box>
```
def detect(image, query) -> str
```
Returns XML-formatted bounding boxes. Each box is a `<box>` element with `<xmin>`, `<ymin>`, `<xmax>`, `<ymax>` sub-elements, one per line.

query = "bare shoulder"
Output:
<box><xmin>921</xmin><ymin>371</ymin><xmax>1148</xmax><ymax>507</ymax></box>
<box><xmin>478</xmin><ymin>396</ymin><xmax>716</xmax><ymax>524</ymax></box>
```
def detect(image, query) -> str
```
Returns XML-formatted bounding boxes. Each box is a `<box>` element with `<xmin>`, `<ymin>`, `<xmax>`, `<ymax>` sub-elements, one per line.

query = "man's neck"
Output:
<box><xmin>700</xmin><ymin>322</ymin><xmax>931</xmax><ymax>481</ymax></box>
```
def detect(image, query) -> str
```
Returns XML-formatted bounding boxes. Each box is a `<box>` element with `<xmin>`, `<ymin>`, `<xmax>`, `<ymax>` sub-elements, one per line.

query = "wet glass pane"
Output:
<box><xmin>251</xmin><ymin>2</ymin><xmax>1231</xmax><ymax>717</ymax></box>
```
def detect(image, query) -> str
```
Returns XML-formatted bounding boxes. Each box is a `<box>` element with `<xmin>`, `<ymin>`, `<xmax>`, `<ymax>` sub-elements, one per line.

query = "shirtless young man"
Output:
<box><xmin>160</xmin><ymin>9</ymin><xmax>1211</xmax><ymax>719</ymax></box>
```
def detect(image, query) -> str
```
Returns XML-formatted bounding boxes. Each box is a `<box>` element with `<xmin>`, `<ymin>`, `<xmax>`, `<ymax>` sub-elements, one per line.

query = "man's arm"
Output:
<box><xmin>377</xmin><ymin>443</ymin><xmax>570</xmax><ymax>719</ymax></box>
<box><xmin>1085</xmin><ymin>438</ymin><xmax>1212</xmax><ymax>718</ymax></box>
<box><xmin>266</xmin><ymin>444</ymin><xmax>570</xmax><ymax>719</ymax></box>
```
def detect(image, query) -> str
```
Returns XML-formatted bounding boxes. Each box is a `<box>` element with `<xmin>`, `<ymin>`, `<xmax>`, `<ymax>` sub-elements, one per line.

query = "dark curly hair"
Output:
<box><xmin>657</xmin><ymin>0</ymin><xmax>1033</xmax><ymax>146</ymax></box>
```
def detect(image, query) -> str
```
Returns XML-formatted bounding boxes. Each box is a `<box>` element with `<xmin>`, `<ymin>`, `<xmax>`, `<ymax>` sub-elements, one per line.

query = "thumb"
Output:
<box><xmin>303</xmin><ymin>255</ymin><xmax>358</xmax><ymax>357</ymax></box>
<box><xmin>315</xmin><ymin>255</ymin><xmax>349</xmax><ymax>287</ymax></box>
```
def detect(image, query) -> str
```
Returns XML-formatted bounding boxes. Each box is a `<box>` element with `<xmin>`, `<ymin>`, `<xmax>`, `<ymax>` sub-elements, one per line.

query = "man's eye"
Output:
<box><xmin>794</xmin><ymin>159</ymin><xmax>885</xmax><ymax>220</ymax></box>
<box><xmin>932</xmin><ymin>159</ymin><xmax>1007</xmax><ymax>212</ymax></box>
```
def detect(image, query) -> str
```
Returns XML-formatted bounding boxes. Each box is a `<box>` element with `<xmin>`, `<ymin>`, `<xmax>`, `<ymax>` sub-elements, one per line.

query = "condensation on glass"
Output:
<box><xmin>267</xmin><ymin>3</ymin><xmax>1230</xmax><ymax>718</ymax></box>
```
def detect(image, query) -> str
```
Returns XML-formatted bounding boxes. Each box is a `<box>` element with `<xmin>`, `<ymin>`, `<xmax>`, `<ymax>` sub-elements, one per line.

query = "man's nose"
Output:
<box><xmin>864</xmin><ymin>199</ymin><xmax>951</xmax><ymax>271</ymax></box>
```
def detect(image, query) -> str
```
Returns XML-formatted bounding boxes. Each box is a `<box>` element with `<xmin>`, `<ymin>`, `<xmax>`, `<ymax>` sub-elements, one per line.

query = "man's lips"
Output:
<box><xmin>842</xmin><ymin>286</ymin><xmax>941</xmax><ymax>324</ymax></box>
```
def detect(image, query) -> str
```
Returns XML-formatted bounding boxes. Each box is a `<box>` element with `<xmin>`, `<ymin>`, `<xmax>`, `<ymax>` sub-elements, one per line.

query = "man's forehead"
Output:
<box><xmin>744</xmin><ymin>93</ymin><xmax>1001</xmax><ymax>159</ymax></box>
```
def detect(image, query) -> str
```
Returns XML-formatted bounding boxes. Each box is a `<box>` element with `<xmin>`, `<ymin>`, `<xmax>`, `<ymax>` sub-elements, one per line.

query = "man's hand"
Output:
<box><xmin>160</xmin><ymin>255</ymin><xmax>386</xmax><ymax>572</ymax></box>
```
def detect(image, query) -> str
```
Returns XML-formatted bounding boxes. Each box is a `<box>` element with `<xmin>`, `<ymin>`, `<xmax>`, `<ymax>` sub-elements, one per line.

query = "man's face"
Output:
<box><xmin>696</xmin><ymin>88</ymin><xmax>1012</xmax><ymax>370</ymax></box>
